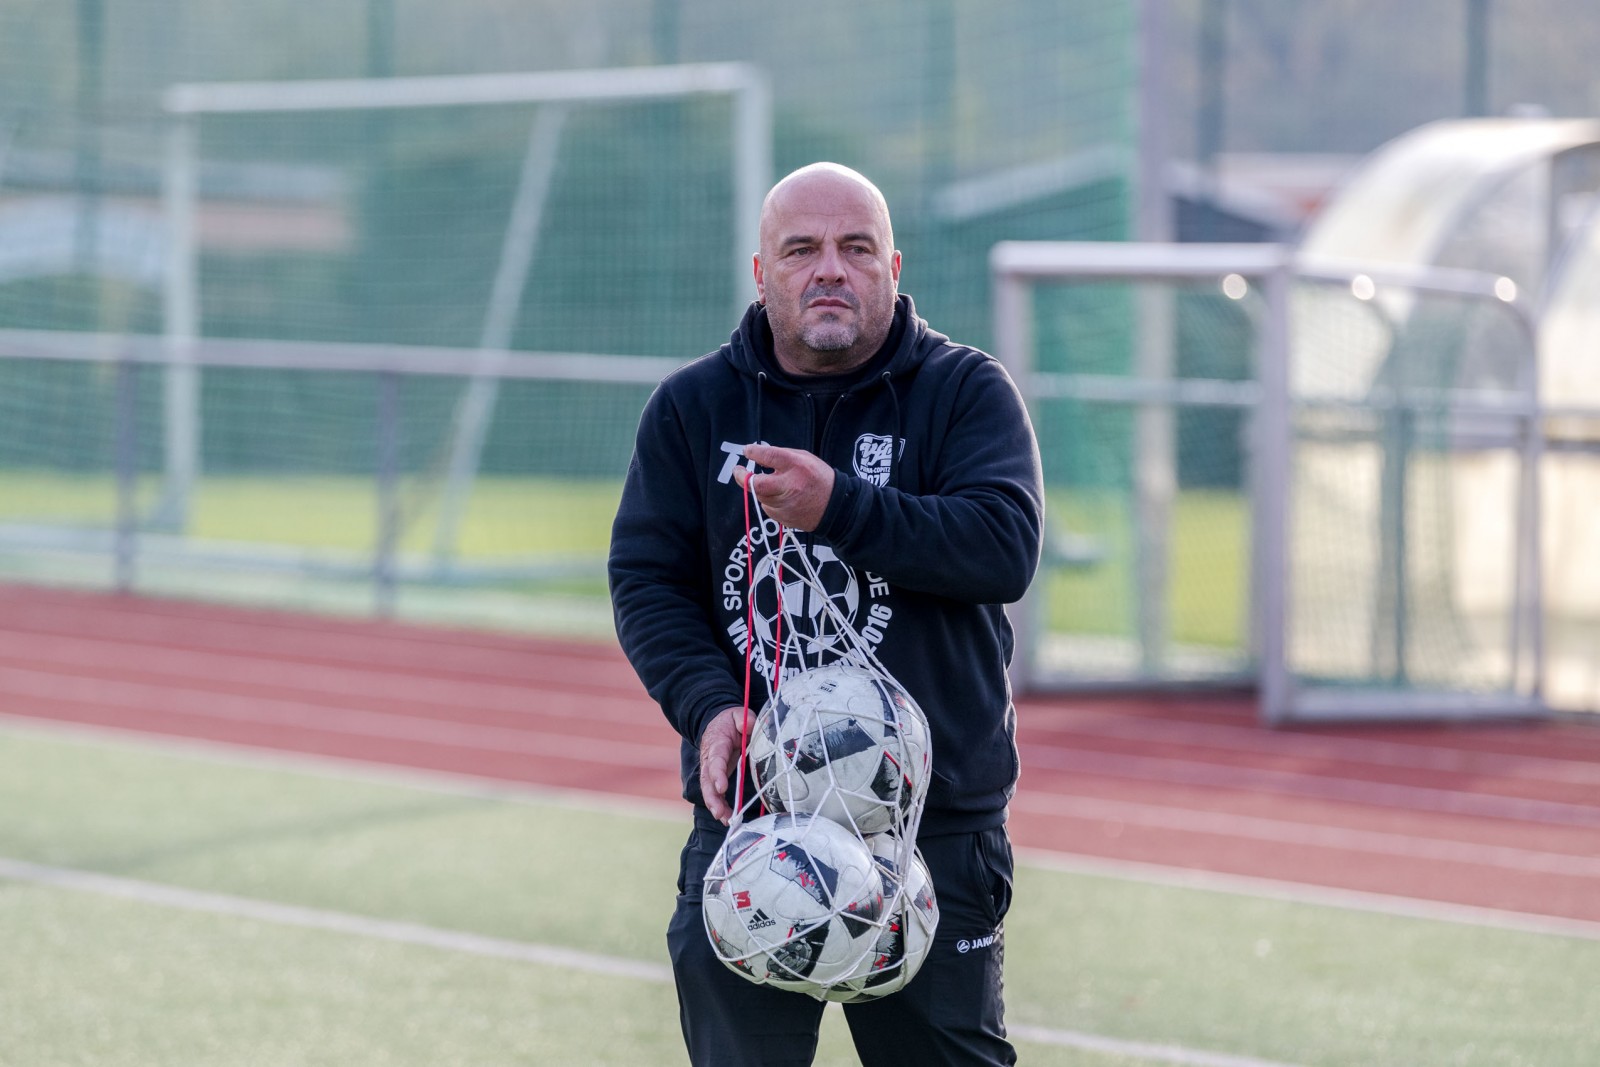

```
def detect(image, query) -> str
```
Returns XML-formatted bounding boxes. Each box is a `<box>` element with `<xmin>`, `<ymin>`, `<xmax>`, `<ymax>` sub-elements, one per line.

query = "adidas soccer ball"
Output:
<box><xmin>749</xmin><ymin>663</ymin><xmax>932</xmax><ymax>836</ymax></box>
<box><xmin>702</xmin><ymin>812</ymin><xmax>887</xmax><ymax>995</ymax></box>
<box><xmin>823</xmin><ymin>834</ymin><xmax>939</xmax><ymax>1002</ymax></box>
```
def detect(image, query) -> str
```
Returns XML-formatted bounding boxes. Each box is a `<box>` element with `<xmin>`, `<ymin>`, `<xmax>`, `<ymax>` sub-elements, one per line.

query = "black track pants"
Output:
<box><xmin>666</xmin><ymin>820</ymin><xmax>1017</xmax><ymax>1067</ymax></box>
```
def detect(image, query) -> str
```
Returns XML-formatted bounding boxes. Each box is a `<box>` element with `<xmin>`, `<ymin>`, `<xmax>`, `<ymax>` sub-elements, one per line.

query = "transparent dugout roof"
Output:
<box><xmin>1293</xmin><ymin>117</ymin><xmax>1600</xmax><ymax>398</ymax></box>
<box><xmin>1303</xmin><ymin>117</ymin><xmax>1600</xmax><ymax>271</ymax></box>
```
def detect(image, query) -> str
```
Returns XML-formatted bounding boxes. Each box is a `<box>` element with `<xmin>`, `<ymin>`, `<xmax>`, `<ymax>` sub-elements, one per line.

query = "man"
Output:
<box><xmin>609</xmin><ymin>162</ymin><xmax>1043</xmax><ymax>1066</ymax></box>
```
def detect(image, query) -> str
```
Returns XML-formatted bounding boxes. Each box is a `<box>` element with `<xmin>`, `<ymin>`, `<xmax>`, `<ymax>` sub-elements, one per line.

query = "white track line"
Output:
<box><xmin>0</xmin><ymin>714</ymin><xmax>687</xmax><ymax>822</ymax></box>
<box><xmin>1012</xmin><ymin>792</ymin><xmax>1600</xmax><ymax>878</ymax></box>
<box><xmin>8</xmin><ymin>717</ymin><xmax>1599</xmax><ymax>942</ymax></box>
<box><xmin>0</xmin><ymin>856</ymin><xmax>672</xmax><ymax>983</ymax></box>
<box><xmin>1020</xmin><ymin>744</ymin><xmax>1600</xmax><ymax>828</ymax></box>
<box><xmin>0</xmin><ymin>629</ymin><xmax>650</xmax><ymax>724</ymax></box>
<box><xmin>0</xmin><ymin>666</ymin><xmax>678</xmax><ymax>770</ymax></box>
<box><xmin>1018</xmin><ymin>848</ymin><xmax>1600</xmax><ymax>942</ymax></box>
<box><xmin>1006</xmin><ymin>1025</ymin><xmax>1306</xmax><ymax>1067</ymax></box>
<box><xmin>0</xmin><ymin>855</ymin><xmax>1309</xmax><ymax>1067</ymax></box>
<box><xmin>1024</xmin><ymin>709</ymin><xmax>1600</xmax><ymax>785</ymax></box>
<box><xmin>12</xmin><ymin>658</ymin><xmax>1592</xmax><ymax>834</ymax></box>
<box><xmin>0</xmin><ymin>604</ymin><xmax>627</xmax><ymax>683</ymax></box>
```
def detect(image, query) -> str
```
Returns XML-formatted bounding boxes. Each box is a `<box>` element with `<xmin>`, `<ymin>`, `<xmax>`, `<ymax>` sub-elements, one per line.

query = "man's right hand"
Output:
<box><xmin>698</xmin><ymin>706</ymin><xmax>750</xmax><ymax>824</ymax></box>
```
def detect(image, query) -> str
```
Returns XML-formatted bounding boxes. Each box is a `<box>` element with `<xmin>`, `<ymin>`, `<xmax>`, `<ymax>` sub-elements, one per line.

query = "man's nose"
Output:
<box><xmin>813</xmin><ymin>245</ymin><xmax>847</xmax><ymax>280</ymax></box>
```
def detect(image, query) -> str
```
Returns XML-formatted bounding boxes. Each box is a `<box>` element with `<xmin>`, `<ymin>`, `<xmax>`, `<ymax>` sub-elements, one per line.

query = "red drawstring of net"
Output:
<box><xmin>732</xmin><ymin>474</ymin><xmax>783</xmax><ymax>817</ymax></box>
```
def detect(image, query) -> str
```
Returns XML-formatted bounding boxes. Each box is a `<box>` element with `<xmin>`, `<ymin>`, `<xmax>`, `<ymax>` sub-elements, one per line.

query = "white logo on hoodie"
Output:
<box><xmin>719</xmin><ymin>523</ymin><xmax>896</xmax><ymax>687</ymax></box>
<box><xmin>853</xmin><ymin>434</ymin><xmax>895</xmax><ymax>486</ymax></box>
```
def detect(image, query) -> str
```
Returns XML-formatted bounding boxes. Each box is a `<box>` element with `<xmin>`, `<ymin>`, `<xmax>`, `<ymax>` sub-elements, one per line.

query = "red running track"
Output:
<box><xmin>2</xmin><ymin>584</ymin><xmax>1597</xmax><ymax>927</ymax></box>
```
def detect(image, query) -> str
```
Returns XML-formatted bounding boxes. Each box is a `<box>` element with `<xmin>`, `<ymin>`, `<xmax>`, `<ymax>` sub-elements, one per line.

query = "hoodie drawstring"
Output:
<box><xmin>754</xmin><ymin>371</ymin><xmax>768</xmax><ymax>445</ymax></box>
<box><xmin>880</xmin><ymin>371</ymin><xmax>903</xmax><ymax>489</ymax></box>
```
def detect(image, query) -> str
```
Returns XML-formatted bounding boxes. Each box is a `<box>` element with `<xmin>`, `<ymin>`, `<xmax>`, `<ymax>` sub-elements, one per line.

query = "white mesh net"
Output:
<box><xmin>702</xmin><ymin>486</ymin><xmax>937</xmax><ymax>1001</ymax></box>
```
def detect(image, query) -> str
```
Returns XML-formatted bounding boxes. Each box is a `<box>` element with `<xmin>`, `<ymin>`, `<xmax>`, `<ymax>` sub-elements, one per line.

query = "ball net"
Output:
<box><xmin>701</xmin><ymin>477</ymin><xmax>938</xmax><ymax>1002</ymax></box>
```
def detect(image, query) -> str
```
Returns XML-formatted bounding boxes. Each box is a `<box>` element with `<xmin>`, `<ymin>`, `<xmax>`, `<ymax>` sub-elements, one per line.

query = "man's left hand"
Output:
<box><xmin>698</xmin><ymin>706</ymin><xmax>748</xmax><ymax>825</ymax></box>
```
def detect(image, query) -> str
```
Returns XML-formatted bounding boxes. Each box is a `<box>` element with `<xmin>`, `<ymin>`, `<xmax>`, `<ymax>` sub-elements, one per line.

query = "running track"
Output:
<box><xmin>3</xmin><ymin>584</ymin><xmax>1597</xmax><ymax>928</ymax></box>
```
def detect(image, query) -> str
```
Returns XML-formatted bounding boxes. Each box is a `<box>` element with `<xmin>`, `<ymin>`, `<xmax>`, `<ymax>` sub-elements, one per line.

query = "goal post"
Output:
<box><xmin>992</xmin><ymin>241</ymin><xmax>1290</xmax><ymax>708</ymax></box>
<box><xmin>156</xmin><ymin>62</ymin><xmax>772</xmax><ymax>534</ymax></box>
<box><xmin>992</xmin><ymin>240</ymin><xmax>1546</xmax><ymax>724</ymax></box>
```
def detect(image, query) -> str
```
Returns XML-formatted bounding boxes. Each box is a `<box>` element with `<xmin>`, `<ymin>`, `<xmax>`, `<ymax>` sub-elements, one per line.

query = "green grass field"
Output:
<box><xmin>0</xmin><ymin>472</ymin><xmax>624</xmax><ymax>558</ymax></box>
<box><xmin>1044</xmin><ymin>488</ymin><xmax>1248</xmax><ymax>650</ymax></box>
<box><xmin>0</xmin><ymin>472</ymin><xmax>1248</xmax><ymax>649</ymax></box>
<box><xmin>2</xmin><ymin>723</ymin><xmax>1595</xmax><ymax>1066</ymax></box>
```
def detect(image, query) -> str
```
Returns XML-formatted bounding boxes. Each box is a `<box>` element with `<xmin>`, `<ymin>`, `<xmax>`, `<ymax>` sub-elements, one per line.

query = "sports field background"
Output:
<box><xmin>5</xmin><ymin>0</ymin><xmax>1599</xmax><ymax>703</ymax></box>
<box><xmin>2</xmin><ymin>585</ymin><xmax>1597</xmax><ymax>1066</ymax></box>
<box><xmin>3</xmin><ymin>725</ymin><xmax>1595</xmax><ymax>1067</ymax></box>
<box><xmin>5</xmin><ymin>3</ymin><xmax>1600</xmax><ymax>1063</ymax></box>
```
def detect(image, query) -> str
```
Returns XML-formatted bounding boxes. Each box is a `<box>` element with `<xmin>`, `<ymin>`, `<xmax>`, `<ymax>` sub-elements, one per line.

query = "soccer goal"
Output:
<box><xmin>156</xmin><ymin>62</ymin><xmax>772</xmax><ymax>547</ymax></box>
<box><xmin>991</xmin><ymin>240</ymin><xmax>1546</xmax><ymax>724</ymax></box>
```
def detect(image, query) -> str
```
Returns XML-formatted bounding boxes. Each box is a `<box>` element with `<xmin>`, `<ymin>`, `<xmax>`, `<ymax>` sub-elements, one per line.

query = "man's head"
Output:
<box><xmin>754</xmin><ymin>163</ymin><xmax>902</xmax><ymax>377</ymax></box>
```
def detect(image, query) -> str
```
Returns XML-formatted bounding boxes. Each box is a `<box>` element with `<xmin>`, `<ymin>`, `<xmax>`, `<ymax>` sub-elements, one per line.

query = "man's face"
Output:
<box><xmin>754</xmin><ymin>172</ymin><xmax>901</xmax><ymax>375</ymax></box>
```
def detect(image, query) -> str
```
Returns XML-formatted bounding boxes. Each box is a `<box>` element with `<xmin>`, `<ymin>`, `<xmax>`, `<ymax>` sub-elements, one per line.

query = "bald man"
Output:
<box><xmin>610</xmin><ymin>163</ymin><xmax>1043</xmax><ymax>1065</ymax></box>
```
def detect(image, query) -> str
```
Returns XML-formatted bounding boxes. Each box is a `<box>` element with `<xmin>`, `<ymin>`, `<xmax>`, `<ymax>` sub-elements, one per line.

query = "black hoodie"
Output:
<box><xmin>608</xmin><ymin>295</ymin><xmax>1044</xmax><ymax>837</ymax></box>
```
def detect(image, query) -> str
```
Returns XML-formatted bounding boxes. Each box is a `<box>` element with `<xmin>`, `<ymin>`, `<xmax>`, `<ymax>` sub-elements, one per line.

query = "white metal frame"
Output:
<box><xmin>991</xmin><ymin>240</ymin><xmax>1547</xmax><ymax>725</ymax></box>
<box><xmin>159</xmin><ymin>62</ymin><xmax>772</xmax><ymax>530</ymax></box>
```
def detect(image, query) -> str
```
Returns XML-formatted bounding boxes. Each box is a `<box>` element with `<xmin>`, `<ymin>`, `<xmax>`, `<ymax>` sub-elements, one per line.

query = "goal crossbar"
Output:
<box><xmin>164</xmin><ymin>62</ymin><xmax>770</xmax><ymax>115</ymax></box>
<box><xmin>156</xmin><ymin>63</ymin><xmax>772</xmax><ymax>537</ymax></box>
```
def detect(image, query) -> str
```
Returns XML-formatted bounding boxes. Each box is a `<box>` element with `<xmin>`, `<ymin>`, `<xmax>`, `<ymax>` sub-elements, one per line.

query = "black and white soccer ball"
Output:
<box><xmin>702</xmin><ymin>812</ymin><xmax>887</xmax><ymax>995</ymax></box>
<box><xmin>748</xmin><ymin>663</ymin><xmax>932</xmax><ymax>835</ymax></box>
<box><xmin>750</xmin><ymin>542</ymin><xmax>859</xmax><ymax>657</ymax></box>
<box><xmin>823</xmin><ymin>833</ymin><xmax>940</xmax><ymax>1002</ymax></box>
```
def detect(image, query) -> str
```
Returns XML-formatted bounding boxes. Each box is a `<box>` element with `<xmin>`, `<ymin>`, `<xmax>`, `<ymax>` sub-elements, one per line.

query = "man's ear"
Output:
<box><xmin>753</xmin><ymin>252</ymin><xmax>766</xmax><ymax>304</ymax></box>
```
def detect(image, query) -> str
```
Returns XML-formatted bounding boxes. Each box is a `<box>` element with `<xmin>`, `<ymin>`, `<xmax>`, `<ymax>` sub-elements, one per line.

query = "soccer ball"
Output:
<box><xmin>748</xmin><ymin>663</ymin><xmax>931</xmax><ymax>836</ymax></box>
<box><xmin>702</xmin><ymin>812</ymin><xmax>887</xmax><ymax>995</ymax></box>
<box><xmin>823</xmin><ymin>834</ymin><xmax>940</xmax><ymax>1002</ymax></box>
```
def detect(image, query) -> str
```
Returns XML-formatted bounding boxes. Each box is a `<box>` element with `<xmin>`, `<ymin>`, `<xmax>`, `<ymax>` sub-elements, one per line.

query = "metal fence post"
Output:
<box><xmin>374</xmin><ymin>370</ymin><xmax>401</xmax><ymax>617</ymax></box>
<box><xmin>113</xmin><ymin>348</ymin><xmax>139</xmax><ymax>593</ymax></box>
<box><xmin>1254</xmin><ymin>259</ymin><xmax>1293</xmax><ymax>725</ymax></box>
<box><xmin>991</xmin><ymin>263</ymin><xmax>1038</xmax><ymax>694</ymax></box>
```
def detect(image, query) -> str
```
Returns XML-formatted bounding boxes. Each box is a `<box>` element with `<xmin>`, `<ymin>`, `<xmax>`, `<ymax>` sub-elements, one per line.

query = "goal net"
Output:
<box><xmin>158</xmin><ymin>63</ymin><xmax>768</xmax><ymax>537</ymax></box>
<box><xmin>0</xmin><ymin>64</ymin><xmax>768</xmax><ymax>627</ymax></box>
<box><xmin>1285</xmin><ymin>264</ymin><xmax>1542</xmax><ymax>717</ymax></box>
<box><xmin>991</xmin><ymin>241</ymin><xmax>1545</xmax><ymax>723</ymax></box>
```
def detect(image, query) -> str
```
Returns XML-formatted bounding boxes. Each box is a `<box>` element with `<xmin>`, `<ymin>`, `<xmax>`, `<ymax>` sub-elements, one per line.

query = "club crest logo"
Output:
<box><xmin>853</xmin><ymin>434</ymin><xmax>895</xmax><ymax>486</ymax></box>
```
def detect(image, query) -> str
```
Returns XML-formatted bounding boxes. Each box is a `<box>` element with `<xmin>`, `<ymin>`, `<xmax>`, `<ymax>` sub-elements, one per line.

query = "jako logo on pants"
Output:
<box><xmin>956</xmin><ymin>931</ymin><xmax>1000</xmax><ymax>954</ymax></box>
